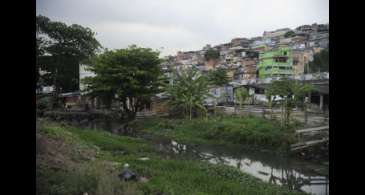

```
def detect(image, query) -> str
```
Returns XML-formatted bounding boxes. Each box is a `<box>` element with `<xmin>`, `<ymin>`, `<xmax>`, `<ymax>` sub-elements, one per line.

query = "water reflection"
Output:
<box><xmin>160</xmin><ymin>140</ymin><xmax>329</xmax><ymax>195</ymax></box>
<box><xmin>77</xmin><ymin>120</ymin><xmax>126</xmax><ymax>135</ymax></box>
<box><xmin>71</xmin><ymin>120</ymin><xmax>329</xmax><ymax>195</ymax></box>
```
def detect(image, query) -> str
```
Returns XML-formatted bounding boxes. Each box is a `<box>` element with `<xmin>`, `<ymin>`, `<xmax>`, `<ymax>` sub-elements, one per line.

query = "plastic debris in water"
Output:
<box><xmin>118</xmin><ymin>163</ymin><xmax>137</xmax><ymax>181</ymax></box>
<box><xmin>138</xmin><ymin>157</ymin><xmax>150</xmax><ymax>161</ymax></box>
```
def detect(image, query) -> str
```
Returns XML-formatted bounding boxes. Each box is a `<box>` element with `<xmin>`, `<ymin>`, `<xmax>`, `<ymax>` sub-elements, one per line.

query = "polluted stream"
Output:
<box><xmin>76</xmin><ymin>119</ymin><xmax>329</xmax><ymax>195</ymax></box>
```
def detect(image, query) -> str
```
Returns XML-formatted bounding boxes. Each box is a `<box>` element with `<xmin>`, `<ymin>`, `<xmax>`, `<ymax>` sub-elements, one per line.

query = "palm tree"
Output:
<box><xmin>234</xmin><ymin>87</ymin><xmax>249</xmax><ymax>117</ymax></box>
<box><xmin>266</xmin><ymin>78</ymin><xmax>313</xmax><ymax>128</ymax></box>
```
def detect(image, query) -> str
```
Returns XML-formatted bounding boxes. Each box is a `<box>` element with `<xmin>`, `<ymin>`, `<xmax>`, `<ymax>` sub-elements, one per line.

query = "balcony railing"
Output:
<box><xmin>231</xmin><ymin>72</ymin><xmax>329</xmax><ymax>86</ymax></box>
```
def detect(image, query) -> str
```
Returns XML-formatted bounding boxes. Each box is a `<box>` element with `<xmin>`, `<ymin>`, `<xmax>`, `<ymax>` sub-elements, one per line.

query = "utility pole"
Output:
<box><xmin>304</xmin><ymin>97</ymin><xmax>308</xmax><ymax>125</ymax></box>
<box><xmin>52</xmin><ymin>66</ymin><xmax>58</xmax><ymax>109</ymax></box>
<box><xmin>303</xmin><ymin>64</ymin><xmax>308</xmax><ymax>125</ymax></box>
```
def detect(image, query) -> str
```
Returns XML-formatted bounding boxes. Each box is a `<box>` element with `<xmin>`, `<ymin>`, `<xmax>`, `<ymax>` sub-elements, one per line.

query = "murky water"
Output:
<box><xmin>156</xmin><ymin>140</ymin><xmax>329</xmax><ymax>195</ymax></box>
<box><xmin>77</xmin><ymin>119</ymin><xmax>127</xmax><ymax>134</ymax></box>
<box><xmin>77</xmin><ymin>119</ymin><xmax>329</xmax><ymax>195</ymax></box>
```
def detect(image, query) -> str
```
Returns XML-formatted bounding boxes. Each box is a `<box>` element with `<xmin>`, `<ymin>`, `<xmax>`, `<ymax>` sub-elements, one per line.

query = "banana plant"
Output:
<box><xmin>234</xmin><ymin>87</ymin><xmax>249</xmax><ymax>118</ymax></box>
<box><xmin>166</xmin><ymin>68</ymin><xmax>212</xmax><ymax>120</ymax></box>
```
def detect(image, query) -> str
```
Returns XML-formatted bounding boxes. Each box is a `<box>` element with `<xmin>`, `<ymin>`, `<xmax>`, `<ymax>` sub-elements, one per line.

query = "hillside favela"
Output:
<box><xmin>36</xmin><ymin>2</ymin><xmax>329</xmax><ymax>195</ymax></box>
<box><xmin>157</xmin><ymin>23</ymin><xmax>329</xmax><ymax>110</ymax></box>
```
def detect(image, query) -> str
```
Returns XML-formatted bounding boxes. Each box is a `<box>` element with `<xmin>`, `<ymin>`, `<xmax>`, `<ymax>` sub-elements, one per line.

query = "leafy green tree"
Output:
<box><xmin>166</xmin><ymin>68</ymin><xmax>211</xmax><ymax>120</ymax></box>
<box><xmin>267</xmin><ymin>78</ymin><xmax>313</xmax><ymax>128</ymax></box>
<box><xmin>204</xmin><ymin>48</ymin><xmax>220</xmax><ymax>61</ymax></box>
<box><xmin>284</xmin><ymin>30</ymin><xmax>296</xmax><ymax>38</ymax></box>
<box><xmin>207</xmin><ymin>68</ymin><xmax>230</xmax><ymax>86</ymax></box>
<box><xmin>234</xmin><ymin>87</ymin><xmax>249</xmax><ymax>117</ymax></box>
<box><xmin>36</xmin><ymin>34</ymin><xmax>47</xmax><ymax>85</ymax></box>
<box><xmin>307</xmin><ymin>49</ymin><xmax>329</xmax><ymax>73</ymax></box>
<box><xmin>36</xmin><ymin>15</ymin><xmax>101</xmax><ymax>107</ymax></box>
<box><xmin>82</xmin><ymin>45</ymin><xmax>162</xmax><ymax>120</ymax></box>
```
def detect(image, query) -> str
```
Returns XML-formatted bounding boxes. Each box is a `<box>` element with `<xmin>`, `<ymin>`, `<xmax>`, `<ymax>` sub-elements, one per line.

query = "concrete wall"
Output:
<box><xmin>292</xmin><ymin>50</ymin><xmax>313</xmax><ymax>75</ymax></box>
<box><xmin>206</xmin><ymin>86</ymin><xmax>234</xmax><ymax>105</ymax></box>
<box><xmin>151</xmin><ymin>98</ymin><xmax>169</xmax><ymax>115</ymax></box>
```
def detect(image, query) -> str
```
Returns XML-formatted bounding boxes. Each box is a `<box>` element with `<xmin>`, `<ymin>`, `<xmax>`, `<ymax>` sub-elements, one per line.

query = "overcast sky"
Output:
<box><xmin>36</xmin><ymin>0</ymin><xmax>328</xmax><ymax>57</ymax></box>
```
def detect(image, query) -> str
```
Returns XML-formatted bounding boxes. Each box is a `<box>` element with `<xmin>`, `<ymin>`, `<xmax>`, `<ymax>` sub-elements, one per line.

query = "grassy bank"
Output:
<box><xmin>135</xmin><ymin>115</ymin><xmax>296</xmax><ymax>151</ymax></box>
<box><xmin>36</xmin><ymin>120</ymin><xmax>305</xmax><ymax>195</ymax></box>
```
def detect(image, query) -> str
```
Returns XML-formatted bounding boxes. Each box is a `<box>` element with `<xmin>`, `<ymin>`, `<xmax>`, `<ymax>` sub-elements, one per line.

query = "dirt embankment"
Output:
<box><xmin>36</xmin><ymin>121</ymin><xmax>134</xmax><ymax>195</ymax></box>
<box><xmin>291</xmin><ymin>143</ymin><xmax>329</xmax><ymax>165</ymax></box>
<box><xmin>36</xmin><ymin>122</ymin><xmax>98</xmax><ymax>170</ymax></box>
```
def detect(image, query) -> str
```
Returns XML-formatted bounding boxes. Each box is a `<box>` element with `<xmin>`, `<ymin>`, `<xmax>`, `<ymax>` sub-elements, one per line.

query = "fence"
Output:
<box><xmin>231</xmin><ymin>72</ymin><xmax>329</xmax><ymax>86</ymax></box>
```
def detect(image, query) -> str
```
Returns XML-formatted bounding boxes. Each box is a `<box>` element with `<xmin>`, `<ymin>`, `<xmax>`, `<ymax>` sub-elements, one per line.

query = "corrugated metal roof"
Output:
<box><xmin>59</xmin><ymin>91</ymin><xmax>81</xmax><ymax>97</ymax></box>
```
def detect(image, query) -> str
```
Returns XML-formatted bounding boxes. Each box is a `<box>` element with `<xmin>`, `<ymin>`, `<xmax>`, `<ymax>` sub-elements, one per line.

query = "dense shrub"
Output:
<box><xmin>157</xmin><ymin>119</ymin><xmax>176</xmax><ymax>130</ymax></box>
<box><xmin>196</xmin><ymin>116</ymin><xmax>289</xmax><ymax>147</ymax></box>
<box><xmin>37</xmin><ymin>96</ymin><xmax>53</xmax><ymax>116</ymax></box>
<box><xmin>36</xmin><ymin>166</ymin><xmax>98</xmax><ymax>195</ymax></box>
<box><xmin>37</xmin><ymin>121</ymin><xmax>305</xmax><ymax>195</ymax></box>
<box><xmin>140</xmin><ymin>116</ymin><xmax>294</xmax><ymax>149</ymax></box>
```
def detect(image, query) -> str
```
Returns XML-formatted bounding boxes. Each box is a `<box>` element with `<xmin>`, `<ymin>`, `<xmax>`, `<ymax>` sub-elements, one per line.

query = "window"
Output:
<box><xmin>275</xmin><ymin>57</ymin><xmax>287</xmax><ymax>63</ymax></box>
<box><xmin>278</xmin><ymin>66</ymin><xmax>292</xmax><ymax>70</ymax></box>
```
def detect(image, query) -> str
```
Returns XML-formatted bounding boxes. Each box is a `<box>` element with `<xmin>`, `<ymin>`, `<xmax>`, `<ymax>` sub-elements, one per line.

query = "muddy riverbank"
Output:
<box><xmin>41</xmin><ymin>117</ymin><xmax>329</xmax><ymax>195</ymax></box>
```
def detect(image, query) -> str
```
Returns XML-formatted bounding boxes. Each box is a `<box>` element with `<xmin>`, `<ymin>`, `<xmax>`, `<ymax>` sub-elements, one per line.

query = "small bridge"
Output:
<box><xmin>291</xmin><ymin>126</ymin><xmax>329</xmax><ymax>151</ymax></box>
<box><xmin>136</xmin><ymin>111</ymin><xmax>156</xmax><ymax>118</ymax></box>
<box><xmin>230</xmin><ymin>72</ymin><xmax>329</xmax><ymax>87</ymax></box>
<box><xmin>230</xmin><ymin>72</ymin><xmax>329</xmax><ymax>112</ymax></box>
<box><xmin>136</xmin><ymin>111</ymin><xmax>169</xmax><ymax>119</ymax></box>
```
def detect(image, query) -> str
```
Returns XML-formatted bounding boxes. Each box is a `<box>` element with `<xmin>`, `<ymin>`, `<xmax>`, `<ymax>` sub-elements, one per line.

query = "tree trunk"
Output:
<box><xmin>119</xmin><ymin>97</ymin><xmax>138</xmax><ymax>135</ymax></box>
<box><xmin>189</xmin><ymin>103</ymin><xmax>192</xmax><ymax>120</ymax></box>
<box><xmin>286</xmin><ymin>107</ymin><xmax>290</xmax><ymax>127</ymax></box>
<box><xmin>269</xmin><ymin>100</ymin><xmax>273</xmax><ymax>120</ymax></box>
<box><xmin>280</xmin><ymin>103</ymin><xmax>284</xmax><ymax>127</ymax></box>
<box><xmin>284</xmin><ymin>104</ymin><xmax>288</xmax><ymax>127</ymax></box>
<box><xmin>184</xmin><ymin>105</ymin><xmax>188</xmax><ymax>119</ymax></box>
<box><xmin>103</xmin><ymin>95</ymin><xmax>112</xmax><ymax>110</ymax></box>
<box><xmin>240</xmin><ymin>102</ymin><xmax>243</xmax><ymax>118</ymax></box>
<box><xmin>214</xmin><ymin>101</ymin><xmax>217</xmax><ymax>118</ymax></box>
<box><xmin>286</xmin><ymin>100</ymin><xmax>289</xmax><ymax>127</ymax></box>
<box><xmin>121</xmin><ymin>98</ymin><xmax>137</xmax><ymax>121</ymax></box>
<box><xmin>304</xmin><ymin>104</ymin><xmax>308</xmax><ymax>124</ymax></box>
<box><xmin>284</xmin><ymin>99</ymin><xmax>292</xmax><ymax>128</ymax></box>
<box><xmin>52</xmin><ymin>68</ymin><xmax>59</xmax><ymax>109</ymax></box>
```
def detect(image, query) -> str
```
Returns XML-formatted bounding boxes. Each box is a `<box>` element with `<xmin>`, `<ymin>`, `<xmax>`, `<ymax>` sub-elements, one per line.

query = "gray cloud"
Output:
<box><xmin>36</xmin><ymin>0</ymin><xmax>329</xmax><ymax>56</ymax></box>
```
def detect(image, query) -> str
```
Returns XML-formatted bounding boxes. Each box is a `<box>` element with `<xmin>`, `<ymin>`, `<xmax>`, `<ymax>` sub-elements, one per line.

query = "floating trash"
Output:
<box><xmin>138</xmin><ymin>157</ymin><xmax>150</xmax><ymax>161</ymax></box>
<box><xmin>118</xmin><ymin>163</ymin><xmax>137</xmax><ymax>181</ymax></box>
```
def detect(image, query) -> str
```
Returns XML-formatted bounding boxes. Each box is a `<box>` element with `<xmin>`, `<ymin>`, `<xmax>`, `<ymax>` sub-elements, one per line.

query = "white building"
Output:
<box><xmin>79</xmin><ymin>64</ymin><xmax>96</xmax><ymax>94</ymax></box>
<box><xmin>36</xmin><ymin>68</ymin><xmax>54</xmax><ymax>94</ymax></box>
<box><xmin>205</xmin><ymin>86</ymin><xmax>234</xmax><ymax>106</ymax></box>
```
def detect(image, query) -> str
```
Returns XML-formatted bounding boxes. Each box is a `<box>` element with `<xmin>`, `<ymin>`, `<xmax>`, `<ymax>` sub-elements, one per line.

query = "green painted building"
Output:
<box><xmin>258</xmin><ymin>47</ymin><xmax>293</xmax><ymax>78</ymax></box>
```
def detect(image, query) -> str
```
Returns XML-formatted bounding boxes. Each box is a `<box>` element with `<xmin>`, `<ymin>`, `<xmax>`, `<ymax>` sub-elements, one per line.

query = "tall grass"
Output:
<box><xmin>136</xmin><ymin>116</ymin><xmax>296</xmax><ymax>150</ymax></box>
<box><xmin>37</xmin><ymin>121</ymin><xmax>305</xmax><ymax>195</ymax></box>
